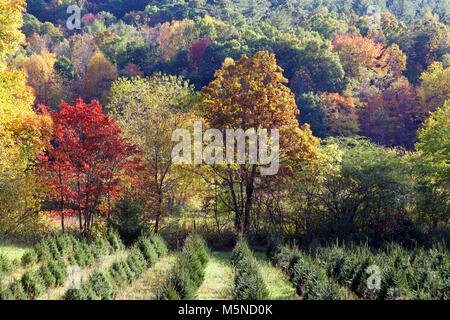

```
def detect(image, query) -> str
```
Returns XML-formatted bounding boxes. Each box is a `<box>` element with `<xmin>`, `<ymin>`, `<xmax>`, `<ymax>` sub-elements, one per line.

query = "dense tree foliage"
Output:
<box><xmin>39</xmin><ymin>99</ymin><xmax>139</xmax><ymax>234</ymax></box>
<box><xmin>0</xmin><ymin>0</ymin><xmax>53</xmax><ymax>235</ymax></box>
<box><xmin>107</xmin><ymin>74</ymin><xmax>195</xmax><ymax>233</ymax></box>
<box><xmin>200</xmin><ymin>51</ymin><xmax>319</xmax><ymax>232</ymax></box>
<box><xmin>0</xmin><ymin>0</ymin><xmax>448</xmax><ymax>248</ymax></box>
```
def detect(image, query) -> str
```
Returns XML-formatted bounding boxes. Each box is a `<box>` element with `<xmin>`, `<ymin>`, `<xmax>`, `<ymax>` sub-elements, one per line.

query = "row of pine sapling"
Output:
<box><xmin>1</xmin><ymin>233</ymin><xmax>101</xmax><ymax>300</ymax></box>
<box><xmin>268</xmin><ymin>242</ymin><xmax>349</xmax><ymax>300</ymax></box>
<box><xmin>64</xmin><ymin>233</ymin><xmax>168</xmax><ymax>300</ymax></box>
<box><xmin>231</xmin><ymin>235</ymin><xmax>269</xmax><ymax>300</ymax></box>
<box><xmin>0</xmin><ymin>231</ymin><xmax>128</xmax><ymax>300</ymax></box>
<box><xmin>159</xmin><ymin>235</ymin><xmax>210</xmax><ymax>300</ymax></box>
<box><xmin>268</xmin><ymin>241</ymin><xmax>449</xmax><ymax>300</ymax></box>
<box><xmin>317</xmin><ymin>243</ymin><xmax>449</xmax><ymax>300</ymax></box>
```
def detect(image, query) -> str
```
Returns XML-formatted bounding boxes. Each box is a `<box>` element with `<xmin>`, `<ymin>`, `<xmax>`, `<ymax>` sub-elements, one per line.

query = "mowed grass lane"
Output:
<box><xmin>197</xmin><ymin>251</ymin><xmax>297</xmax><ymax>300</ymax></box>
<box><xmin>116</xmin><ymin>252</ymin><xmax>178</xmax><ymax>300</ymax></box>
<box><xmin>197</xmin><ymin>252</ymin><xmax>234</xmax><ymax>300</ymax></box>
<box><xmin>254</xmin><ymin>252</ymin><xmax>299</xmax><ymax>300</ymax></box>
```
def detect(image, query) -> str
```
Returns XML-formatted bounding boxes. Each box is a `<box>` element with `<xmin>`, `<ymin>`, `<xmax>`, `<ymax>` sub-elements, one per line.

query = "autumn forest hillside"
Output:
<box><xmin>0</xmin><ymin>0</ymin><xmax>449</xmax><ymax>301</ymax></box>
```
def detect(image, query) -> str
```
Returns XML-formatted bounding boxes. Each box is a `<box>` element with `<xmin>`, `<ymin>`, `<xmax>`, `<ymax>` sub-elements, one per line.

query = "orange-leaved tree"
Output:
<box><xmin>200</xmin><ymin>51</ymin><xmax>319</xmax><ymax>232</ymax></box>
<box><xmin>320</xmin><ymin>92</ymin><xmax>360</xmax><ymax>137</ymax></box>
<box><xmin>332</xmin><ymin>33</ymin><xmax>386</xmax><ymax>78</ymax></box>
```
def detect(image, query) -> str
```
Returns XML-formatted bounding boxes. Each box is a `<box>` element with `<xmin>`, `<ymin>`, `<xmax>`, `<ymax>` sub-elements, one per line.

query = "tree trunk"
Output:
<box><xmin>155</xmin><ymin>215</ymin><xmax>160</xmax><ymax>234</ymax></box>
<box><xmin>59</xmin><ymin>168</ymin><xmax>65</xmax><ymax>234</ymax></box>
<box><xmin>155</xmin><ymin>187</ymin><xmax>163</xmax><ymax>234</ymax></box>
<box><xmin>77</xmin><ymin>177</ymin><xmax>83</xmax><ymax>233</ymax></box>
<box><xmin>243</xmin><ymin>165</ymin><xmax>257</xmax><ymax>233</ymax></box>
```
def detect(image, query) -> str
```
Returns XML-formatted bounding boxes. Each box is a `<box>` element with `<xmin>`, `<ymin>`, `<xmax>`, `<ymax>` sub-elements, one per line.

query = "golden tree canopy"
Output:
<box><xmin>201</xmin><ymin>51</ymin><xmax>319</xmax><ymax>168</ymax></box>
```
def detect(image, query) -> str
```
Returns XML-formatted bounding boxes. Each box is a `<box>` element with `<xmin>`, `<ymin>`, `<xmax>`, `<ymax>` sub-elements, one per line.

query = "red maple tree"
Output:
<box><xmin>190</xmin><ymin>37</ymin><xmax>211</xmax><ymax>70</ymax></box>
<box><xmin>39</xmin><ymin>99</ymin><xmax>139</xmax><ymax>234</ymax></box>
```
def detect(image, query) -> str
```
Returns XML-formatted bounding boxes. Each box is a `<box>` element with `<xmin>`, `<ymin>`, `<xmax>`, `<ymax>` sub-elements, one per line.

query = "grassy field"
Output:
<box><xmin>116</xmin><ymin>253</ymin><xmax>178</xmax><ymax>300</ymax></box>
<box><xmin>197</xmin><ymin>252</ymin><xmax>234</xmax><ymax>300</ymax></box>
<box><xmin>0</xmin><ymin>239</ymin><xmax>30</xmax><ymax>262</ymax></box>
<box><xmin>254</xmin><ymin>252</ymin><xmax>299</xmax><ymax>300</ymax></box>
<box><xmin>197</xmin><ymin>251</ymin><xmax>297</xmax><ymax>300</ymax></box>
<box><xmin>114</xmin><ymin>250</ymin><xmax>297</xmax><ymax>300</ymax></box>
<box><xmin>1</xmin><ymin>236</ymin><xmax>298</xmax><ymax>300</ymax></box>
<box><xmin>39</xmin><ymin>249</ymin><xmax>129</xmax><ymax>300</ymax></box>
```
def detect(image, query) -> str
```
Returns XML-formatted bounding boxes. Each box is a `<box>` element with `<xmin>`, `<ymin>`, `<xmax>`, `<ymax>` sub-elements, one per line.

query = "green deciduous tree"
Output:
<box><xmin>108</xmin><ymin>74</ymin><xmax>195</xmax><ymax>233</ymax></box>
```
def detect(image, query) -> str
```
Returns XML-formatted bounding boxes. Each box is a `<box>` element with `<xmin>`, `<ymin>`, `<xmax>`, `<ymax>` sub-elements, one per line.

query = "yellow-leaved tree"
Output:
<box><xmin>107</xmin><ymin>74</ymin><xmax>195</xmax><ymax>233</ymax></box>
<box><xmin>21</xmin><ymin>51</ymin><xmax>60</xmax><ymax>106</ymax></box>
<box><xmin>83</xmin><ymin>52</ymin><xmax>118</xmax><ymax>102</ymax></box>
<box><xmin>417</xmin><ymin>62</ymin><xmax>450</xmax><ymax>120</ymax></box>
<box><xmin>200</xmin><ymin>51</ymin><xmax>319</xmax><ymax>232</ymax></box>
<box><xmin>411</xmin><ymin>100</ymin><xmax>450</xmax><ymax>234</ymax></box>
<box><xmin>0</xmin><ymin>0</ymin><xmax>52</xmax><ymax>235</ymax></box>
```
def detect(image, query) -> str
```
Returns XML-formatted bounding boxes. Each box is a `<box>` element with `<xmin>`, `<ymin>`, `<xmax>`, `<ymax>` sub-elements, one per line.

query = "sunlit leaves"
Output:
<box><xmin>417</xmin><ymin>62</ymin><xmax>450</xmax><ymax>119</ymax></box>
<box><xmin>39</xmin><ymin>99</ymin><xmax>139</xmax><ymax>234</ymax></box>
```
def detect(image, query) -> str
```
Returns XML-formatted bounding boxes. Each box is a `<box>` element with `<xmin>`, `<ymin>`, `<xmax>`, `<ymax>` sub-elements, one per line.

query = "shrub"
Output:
<box><xmin>21</xmin><ymin>249</ymin><xmax>38</xmax><ymax>267</ymax></box>
<box><xmin>336</xmin><ymin>254</ymin><xmax>359</xmax><ymax>286</ymax></box>
<box><xmin>47</xmin><ymin>237</ymin><xmax>60</xmax><ymax>258</ymax></box>
<box><xmin>178</xmin><ymin>249</ymin><xmax>205</xmax><ymax>288</ymax></box>
<box><xmin>160</xmin><ymin>266</ymin><xmax>196</xmax><ymax>300</ymax></box>
<box><xmin>93</xmin><ymin>237</ymin><xmax>109</xmax><ymax>259</ymax></box>
<box><xmin>136</xmin><ymin>237</ymin><xmax>158</xmax><ymax>267</ymax></box>
<box><xmin>266</xmin><ymin>239</ymin><xmax>287</xmax><ymax>266</ymax></box>
<box><xmin>73</xmin><ymin>242</ymin><xmax>94</xmax><ymax>268</ymax></box>
<box><xmin>274</xmin><ymin>245</ymin><xmax>293</xmax><ymax>272</ymax></box>
<box><xmin>324</xmin><ymin>247</ymin><xmax>344</xmax><ymax>277</ymax></box>
<box><xmin>39</xmin><ymin>264</ymin><xmax>57</xmax><ymax>288</ymax></box>
<box><xmin>178</xmin><ymin>235</ymin><xmax>210</xmax><ymax>288</ymax></box>
<box><xmin>0</xmin><ymin>282</ymin><xmax>13</xmax><ymax>300</ymax></box>
<box><xmin>231</xmin><ymin>235</ymin><xmax>253</xmax><ymax>267</ymax></box>
<box><xmin>110</xmin><ymin>261</ymin><xmax>128</xmax><ymax>287</ymax></box>
<box><xmin>67</xmin><ymin>251</ymin><xmax>77</xmax><ymax>265</ymax></box>
<box><xmin>0</xmin><ymin>252</ymin><xmax>12</xmax><ymax>274</ymax></box>
<box><xmin>266</xmin><ymin>239</ymin><xmax>278</xmax><ymax>261</ymax></box>
<box><xmin>159</xmin><ymin>277</ymin><xmax>182</xmax><ymax>300</ymax></box>
<box><xmin>127</xmin><ymin>247</ymin><xmax>147</xmax><ymax>278</ymax></box>
<box><xmin>231</xmin><ymin>236</ymin><xmax>269</xmax><ymax>300</ymax></box>
<box><xmin>9</xmin><ymin>279</ymin><xmax>27</xmax><ymax>300</ymax></box>
<box><xmin>21</xmin><ymin>270</ymin><xmax>45</xmax><ymax>299</ymax></box>
<box><xmin>55</xmin><ymin>235</ymin><xmax>71</xmax><ymax>255</ymax></box>
<box><xmin>190</xmin><ymin>235</ymin><xmax>210</xmax><ymax>268</ymax></box>
<box><xmin>34</xmin><ymin>240</ymin><xmax>51</xmax><ymax>262</ymax></box>
<box><xmin>73</xmin><ymin>246</ymin><xmax>88</xmax><ymax>267</ymax></box>
<box><xmin>121</xmin><ymin>260</ymin><xmax>136</xmax><ymax>283</ymax></box>
<box><xmin>233</xmin><ymin>256</ymin><xmax>269</xmax><ymax>300</ymax></box>
<box><xmin>107</xmin><ymin>230</ymin><xmax>125</xmax><ymax>253</ymax></box>
<box><xmin>288</xmin><ymin>253</ymin><xmax>313</xmax><ymax>296</ymax></box>
<box><xmin>349</xmin><ymin>255</ymin><xmax>373</xmax><ymax>298</ymax></box>
<box><xmin>302</xmin><ymin>269</ymin><xmax>345</xmax><ymax>300</ymax></box>
<box><xmin>81</xmin><ymin>242</ymin><xmax>95</xmax><ymax>266</ymax></box>
<box><xmin>64</xmin><ymin>283</ymin><xmax>98</xmax><ymax>300</ymax></box>
<box><xmin>377</xmin><ymin>264</ymin><xmax>403</xmax><ymax>300</ymax></box>
<box><xmin>159</xmin><ymin>235</ymin><xmax>208</xmax><ymax>300</ymax></box>
<box><xmin>436</xmin><ymin>274</ymin><xmax>449</xmax><ymax>300</ymax></box>
<box><xmin>108</xmin><ymin>198</ymin><xmax>149</xmax><ymax>246</ymax></box>
<box><xmin>149</xmin><ymin>233</ymin><xmax>168</xmax><ymax>257</ymax></box>
<box><xmin>67</xmin><ymin>235</ymin><xmax>79</xmax><ymax>248</ymax></box>
<box><xmin>48</xmin><ymin>260</ymin><xmax>67</xmax><ymax>287</ymax></box>
<box><xmin>88</xmin><ymin>272</ymin><xmax>117</xmax><ymax>300</ymax></box>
